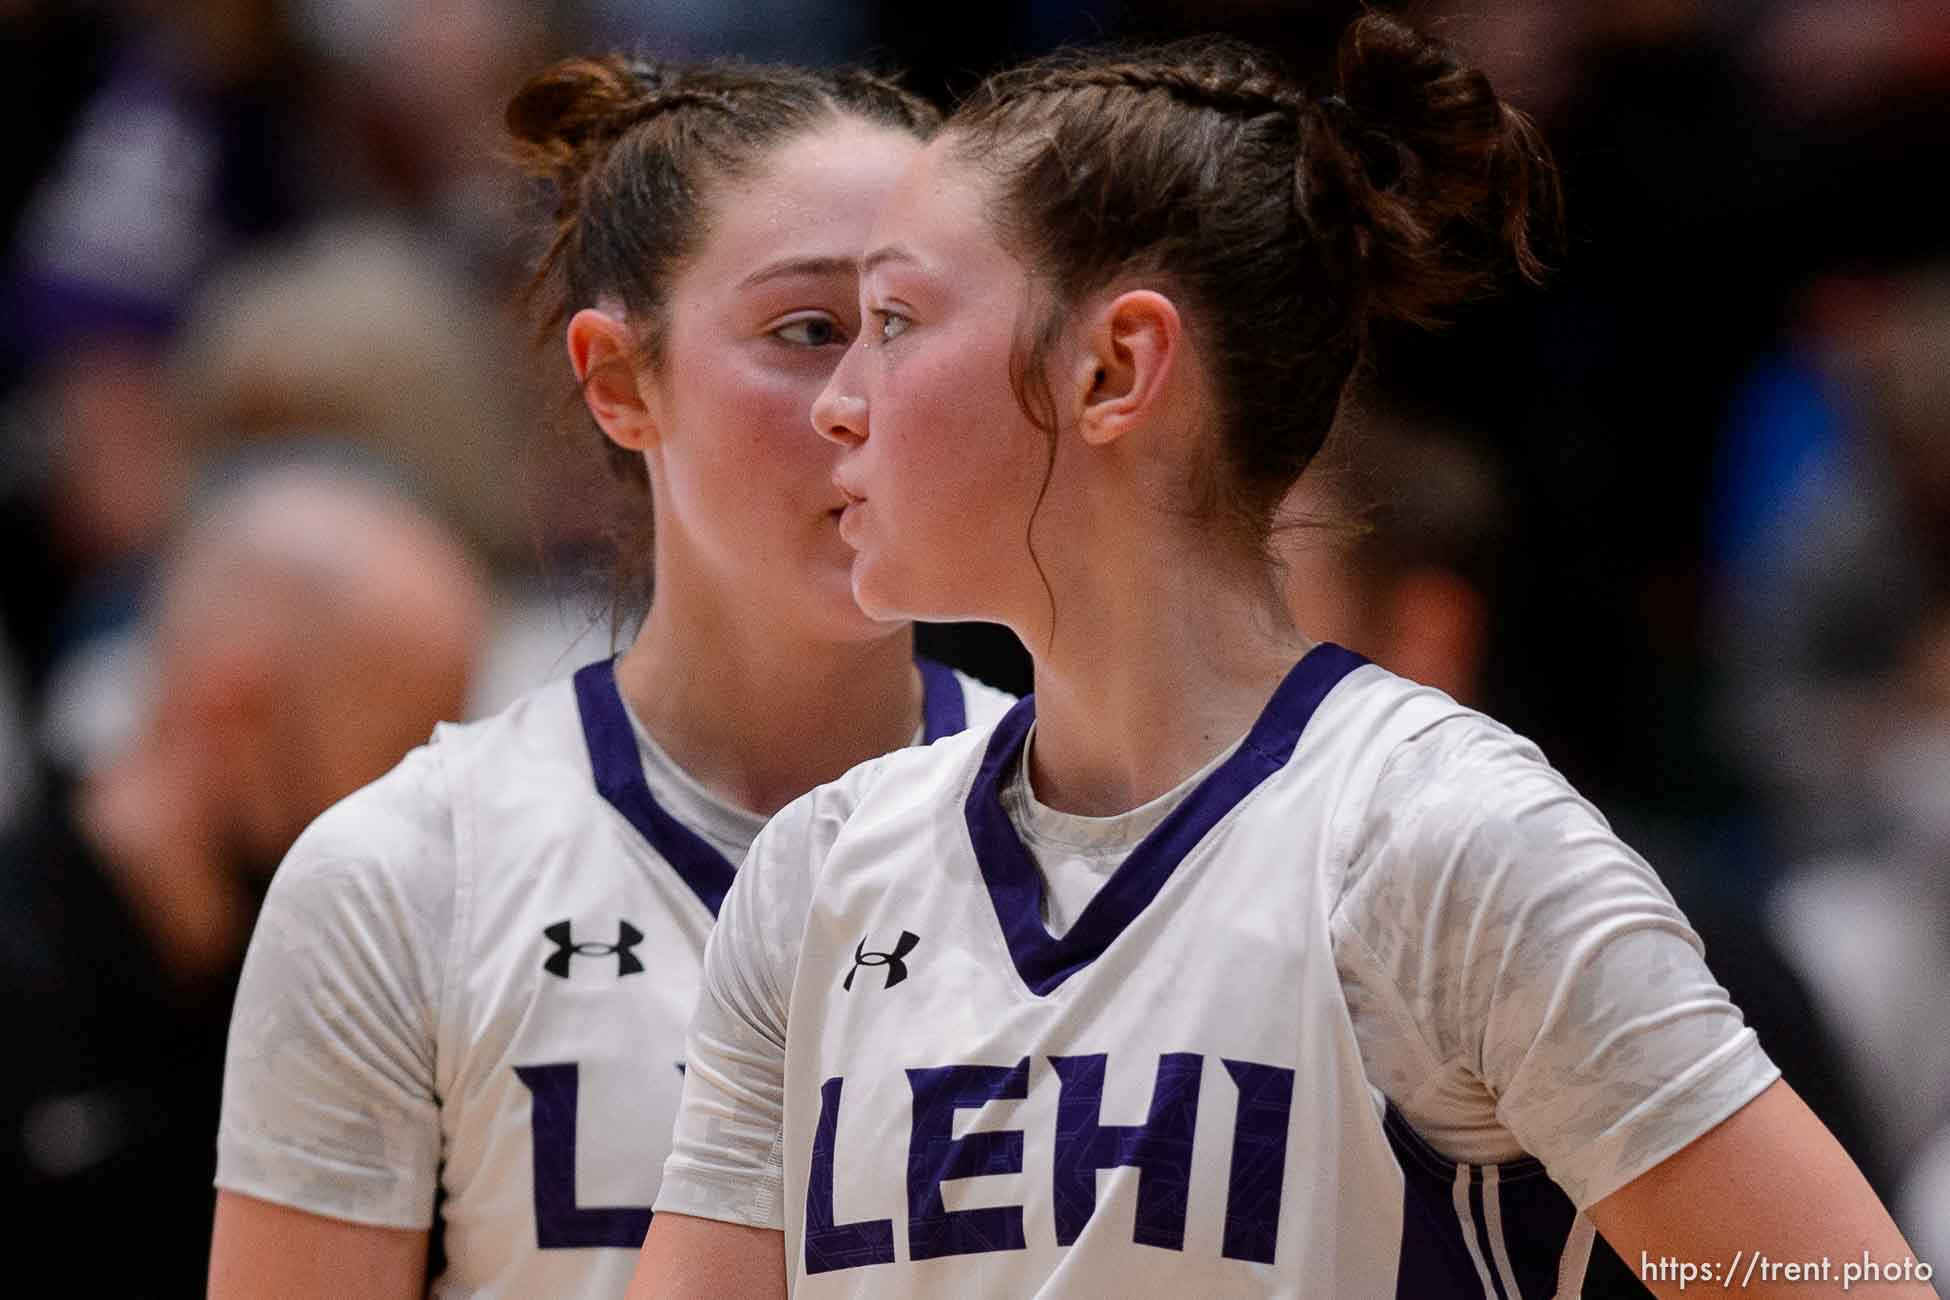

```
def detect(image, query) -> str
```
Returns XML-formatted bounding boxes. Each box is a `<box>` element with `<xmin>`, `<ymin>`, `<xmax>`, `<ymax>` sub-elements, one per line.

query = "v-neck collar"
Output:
<box><xmin>964</xmin><ymin>643</ymin><xmax>1367</xmax><ymax>996</ymax></box>
<box><xmin>574</xmin><ymin>655</ymin><xmax>968</xmax><ymax>916</ymax></box>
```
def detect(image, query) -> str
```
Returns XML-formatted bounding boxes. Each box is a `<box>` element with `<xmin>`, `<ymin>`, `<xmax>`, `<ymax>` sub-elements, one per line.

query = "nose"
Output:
<box><xmin>812</xmin><ymin>354</ymin><xmax>866</xmax><ymax>447</ymax></box>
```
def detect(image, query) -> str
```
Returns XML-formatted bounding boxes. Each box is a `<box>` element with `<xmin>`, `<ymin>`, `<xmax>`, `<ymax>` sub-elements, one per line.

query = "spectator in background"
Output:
<box><xmin>1278</xmin><ymin>405</ymin><xmax>1509</xmax><ymax>709</ymax></box>
<box><xmin>1</xmin><ymin>0</ymin><xmax>563</xmax><ymax>755</ymax></box>
<box><xmin>1338</xmin><ymin>0</ymin><xmax>1950</xmax><ymax>820</ymax></box>
<box><xmin>283</xmin><ymin>0</ymin><xmax>549</xmax><ymax>282</ymax></box>
<box><xmin>32</xmin><ymin>211</ymin><xmax>607</xmax><ymax>777</ymax></box>
<box><xmin>0</xmin><ymin>461</ymin><xmax>489</xmax><ymax>1298</ymax></box>
<box><xmin>157</xmin><ymin>216</ymin><xmax>605</xmax><ymax>717</ymax></box>
<box><xmin>1282</xmin><ymin>408</ymin><xmax>1879</xmax><ymax>1298</ymax></box>
<box><xmin>1771</xmin><ymin>703</ymin><xmax>1950</xmax><ymax>1257</ymax></box>
<box><xmin>26</xmin><ymin>215</ymin><xmax>543</xmax><ymax>772</ymax></box>
<box><xmin>1719</xmin><ymin>268</ymin><xmax>1950</xmax><ymax>856</ymax></box>
<box><xmin>167</xmin><ymin>219</ymin><xmax>534</xmax><ymax>566</ymax></box>
<box><xmin>3</xmin><ymin>0</ymin><xmax>303</xmax><ymax>375</ymax></box>
<box><xmin>1747</xmin><ymin>269</ymin><xmax>1950</xmax><ymax>1257</ymax></box>
<box><xmin>1</xmin><ymin>0</ymin><xmax>310</xmax><ymax>770</ymax></box>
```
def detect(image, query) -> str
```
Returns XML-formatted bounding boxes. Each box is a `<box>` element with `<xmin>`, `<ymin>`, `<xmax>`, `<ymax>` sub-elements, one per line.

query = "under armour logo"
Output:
<box><xmin>843</xmin><ymin>930</ymin><xmax>919</xmax><ymax>991</ymax></box>
<box><xmin>543</xmin><ymin>920</ymin><xmax>645</xmax><ymax>978</ymax></box>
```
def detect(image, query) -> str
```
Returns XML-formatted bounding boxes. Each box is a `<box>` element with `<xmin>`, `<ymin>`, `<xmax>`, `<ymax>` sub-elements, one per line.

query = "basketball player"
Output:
<box><xmin>207</xmin><ymin>59</ymin><xmax>1011</xmax><ymax>1299</ymax></box>
<box><xmin>632</xmin><ymin>18</ymin><xmax>1934</xmax><ymax>1300</ymax></box>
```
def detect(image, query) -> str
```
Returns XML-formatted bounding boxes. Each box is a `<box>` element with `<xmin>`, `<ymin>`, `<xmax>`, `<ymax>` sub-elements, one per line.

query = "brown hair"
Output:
<box><xmin>506</xmin><ymin>56</ymin><xmax>939</xmax><ymax>614</ymax></box>
<box><xmin>947</xmin><ymin>14</ymin><xmax>1559</xmax><ymax>549</ymax></box>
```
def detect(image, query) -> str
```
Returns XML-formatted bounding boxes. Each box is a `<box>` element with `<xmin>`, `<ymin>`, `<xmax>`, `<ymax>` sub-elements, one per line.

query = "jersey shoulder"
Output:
<box><xmin>1263</xmin><ymin>659</ymin><xmax>1559</xmax><ymax>910</ymax></box>
<box><xmin>1297</xmin><ymin>662</ymin><xmax>1541</xmax><ymax>827</ymax></box>
<box><xmin>270</xmin><ymin>670</ymin><xmax>595</xmax><ymax>927</ymax></box>
<box><xmin>424</xmin><ymin>669</ymin><xmax>592</xmax><ymax>797</ymax></box>
<box><xmin>278</xmin><ymin>730</ymin><xmax>458</xmax><ymax>905</ymax></box>
<box><xmin>1322</xmin><ymin>665</ymin><xmax>1587</xmax><ymax>863</ymax></box>
<box><xmin>1300</xmin><ymin>659</ymin><xmax>1482</xmax><ymax>766</ymax></box>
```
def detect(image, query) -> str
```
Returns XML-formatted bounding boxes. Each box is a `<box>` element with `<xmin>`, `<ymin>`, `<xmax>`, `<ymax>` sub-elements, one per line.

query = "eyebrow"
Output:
<box><xmin>860</xmin><ymin>244</ymin><xmax>919</xmax><ymax>276</ymax></box>
<box><xmin>738</xmin><ymin>255</ymin><xmax>859</xmax><ymax>289</ymax></box>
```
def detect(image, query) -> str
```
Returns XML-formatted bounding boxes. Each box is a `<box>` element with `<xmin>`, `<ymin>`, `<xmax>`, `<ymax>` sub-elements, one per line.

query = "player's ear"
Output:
<box><xmin>1075</xmin><ymin>289</ymin><xmax>1181</xmax><ymax>449</ymax></box>
<box><xmin>568</xmin><ymin>307</ymin><xmax>661</xmax><ymax>452</ymax></box>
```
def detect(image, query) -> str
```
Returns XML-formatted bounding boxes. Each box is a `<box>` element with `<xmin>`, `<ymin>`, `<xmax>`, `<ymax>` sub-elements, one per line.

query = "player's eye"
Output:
<box><xmin>874</xmin><ymin>310</ymin><xmax>911</xmax><ymax>344</ymax></box>
<box><xmin>773</xmin><ymin>315</ymin><xmax>846</xmax><ymax>347</ymax></box>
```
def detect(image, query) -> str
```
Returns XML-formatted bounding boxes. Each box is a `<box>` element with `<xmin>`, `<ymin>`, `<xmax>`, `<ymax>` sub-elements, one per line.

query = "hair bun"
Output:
<box><xmin>1311</xmin><ymin>12</ymin><xmax>1560</xmax><ymax>328</ymax></box>
<box><xmin>506</xmin><ymin>56</ymin><xmax>655</xmax><ymax>166</ymax></box>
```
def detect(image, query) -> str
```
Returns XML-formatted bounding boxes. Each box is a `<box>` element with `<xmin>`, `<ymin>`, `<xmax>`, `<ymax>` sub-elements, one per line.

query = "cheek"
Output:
<box><xmin>875</xmin><ymin>343</ymin><xmax>1044</xmax><ymax>550</ymax></box>
<box><xmin>678</xmin><ymin>354</ymin><xmax>837</xmax><ymax>500</ymax></box>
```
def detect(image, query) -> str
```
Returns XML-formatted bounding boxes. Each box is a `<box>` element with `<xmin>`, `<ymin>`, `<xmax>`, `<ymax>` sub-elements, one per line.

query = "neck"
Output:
<box><xmin>1019</xmin><ymin>518</ymin><xmax>1307</xmax><ymax>817</ymax></box>
<box><xmin>619</xmin><ymin>581</ymin><xmax>922</xmax><ymax>818</ymax></box>
<box><xmin>77</xmin><ymin>749</ymin><xmax>252</xmax><ymax>988</ymax></box>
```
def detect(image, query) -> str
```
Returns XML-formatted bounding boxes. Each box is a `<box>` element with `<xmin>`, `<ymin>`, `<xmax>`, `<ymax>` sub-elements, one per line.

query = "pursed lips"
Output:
<box><xmin>831</xmin><ymin>484</ymin><xmax>866</xmax><ymax>542</ymax></box>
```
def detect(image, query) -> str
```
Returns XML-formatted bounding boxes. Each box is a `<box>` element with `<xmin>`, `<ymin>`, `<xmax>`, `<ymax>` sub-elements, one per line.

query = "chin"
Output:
<box><xmin>847</xmin><ymin>582</ymin><xmax>907</xmax><ymax>626</ymax></box>
<box><xmin>848</xmin><ymin>556</ymin><xmax>904</xmax><ymax>622</ymax></box>
<box><xmin>850</xmin><ymin>561</ymin><xmax>958</xmax><ymax>626</ymax></box>
<box><xmin>802</xmin><ymin>570</ymin><xmax>900</xmax><ymax>642</ymax></box>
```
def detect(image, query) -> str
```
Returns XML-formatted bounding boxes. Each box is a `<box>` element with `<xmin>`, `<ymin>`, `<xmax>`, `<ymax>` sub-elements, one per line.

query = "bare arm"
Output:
<box><xmin>626</xmin><ymin>1213</ymin><xmax>785</xmax><ymax>1300</ymax></box>
<box><xmin>208</xmin><ymin>1191</ymin><xmax>428</xmax><ymax>1300</ymax></box>
<box><xmin>1590</xmin><ymin>1080</ymin><xmax>1938</xmax><ymax>1298</ymax></box>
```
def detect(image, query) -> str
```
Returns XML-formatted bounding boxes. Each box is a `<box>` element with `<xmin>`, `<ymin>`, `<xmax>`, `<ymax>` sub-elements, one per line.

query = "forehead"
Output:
<box><xmin>698</xmin><ymin>120</ymin><xmax>924</xmax><ymax>274</ymax></box>
<box><xmin>867</xmin><ymin>136</ymin><xmax>1015</xmax><ymax>276</ymax></box>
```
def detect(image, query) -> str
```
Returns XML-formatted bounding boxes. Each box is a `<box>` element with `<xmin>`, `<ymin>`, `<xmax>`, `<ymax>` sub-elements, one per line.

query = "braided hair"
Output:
<box><xmin>948</xmin><ymin>16</ymin><xmax>1558</xmax><ymax>547</ymax></box>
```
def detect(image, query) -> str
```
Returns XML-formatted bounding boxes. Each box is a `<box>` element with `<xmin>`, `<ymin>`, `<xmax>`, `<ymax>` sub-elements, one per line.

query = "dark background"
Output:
<box><xmin>3</xmin><ymin>0</ymin><xmax>1947</xmax><ymax>1290</ymax></box>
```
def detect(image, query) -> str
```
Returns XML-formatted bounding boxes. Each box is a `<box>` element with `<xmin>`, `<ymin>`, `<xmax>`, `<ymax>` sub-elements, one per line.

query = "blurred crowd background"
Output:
<box><xmin>1</xmin><ymin>0</ymin><xmax>1945</xmax><ymax>1292</ymax></box>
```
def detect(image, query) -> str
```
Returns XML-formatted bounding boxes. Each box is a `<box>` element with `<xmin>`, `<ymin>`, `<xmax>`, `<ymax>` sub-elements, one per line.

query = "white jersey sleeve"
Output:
<box><xmin>653</xmin><ymin>675</ymin><xmax>1013</xmax><ymax>1231</ymax></box>
<box><xmin>216</xmin><ymin>743</ymin><xmax>454</xmax><ymax>1229</ymax></box>
<box><xmin>1331</xmin><ymin>712</ymin><xmax>1780</xmax><ymax>1210</ymax></box>
<box><xmin>652</xmin><ymin>762</ymin><xmax>880</xmax><ymax>1229</ymax></box>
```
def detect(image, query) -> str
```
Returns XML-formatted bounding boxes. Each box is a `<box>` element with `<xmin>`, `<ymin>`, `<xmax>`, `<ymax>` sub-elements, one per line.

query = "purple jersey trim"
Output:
<box><xmin>1386</xmin><ymin>1103</ymin><xmax>1581</xmax><ymax>1299</ymax></box>
<box><xmin>964</xmin><ymin>642</ymin><xmax>1367</xmax><ymax>997</ymax></box>
<box><xmin>574</xmin><ymin>658</ymin><xmax>737</xmax><ymax>916</ymax></box>
<box><xmin>917</xmin><ymin>657</ymin><xmax>965</xmax><ymax>743</ymax></box>
<box><xmin>575</xmin><ymin>656</ymin><xmax>973</xmax><ymax>916</ymax></box>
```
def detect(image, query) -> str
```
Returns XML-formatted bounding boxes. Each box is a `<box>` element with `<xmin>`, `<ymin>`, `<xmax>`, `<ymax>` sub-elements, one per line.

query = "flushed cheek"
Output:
<box><xmin>871</xmin><ymin>426</ymin><xmax>1031</xmax><ymax>593</ymax></box>
<box><xmin>731</xmin><ymin>372</ymin><xmax>845</xmax><ymax>502</ymax></box>
<box><xmin>854</xmin><ymin>326</ymin><xmax>1030</xmax><ymax>526</ymax></box>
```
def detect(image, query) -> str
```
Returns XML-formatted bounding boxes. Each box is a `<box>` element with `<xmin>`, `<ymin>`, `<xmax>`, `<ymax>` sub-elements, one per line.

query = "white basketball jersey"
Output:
<box><xmin>773</xmin><ymin>646</ymin><xmax>1583</xmax><ymax>1297</ymax></box>
<box><xmin>218</xmin><ymin>655</ymin><xmax>1010</xmax><ymax>1300</ymax></box>
<box><xmin>444</xmin><ymin>656</ymin><xmax>1010</xmax><ymax>1296</ymax></box>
